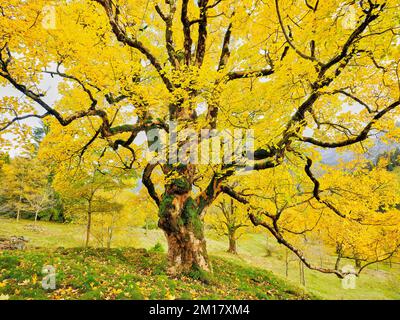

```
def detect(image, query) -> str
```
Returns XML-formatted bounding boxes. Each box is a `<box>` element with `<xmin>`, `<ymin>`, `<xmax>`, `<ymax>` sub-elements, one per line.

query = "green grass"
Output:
<box><xmin>0</xmin><ymin>248</ymin><xmax>310</xmax><ymax>300</ymax></box>
<box><xmin>0</xmin><ymin>217</ymin><xmax>399</xmax><ymax>300</ymax></box>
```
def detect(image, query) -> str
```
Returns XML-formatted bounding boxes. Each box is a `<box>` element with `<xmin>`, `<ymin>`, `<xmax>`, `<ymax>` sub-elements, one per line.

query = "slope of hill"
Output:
<box><xmin>0</xmin><ymin>247</ymin><xmax>311</xmax><ymax>300</ymax></box>
<box><xmin>0</xmin><ymin>217</ymin><xmax>399</xmax><ymax>300</ymax></box>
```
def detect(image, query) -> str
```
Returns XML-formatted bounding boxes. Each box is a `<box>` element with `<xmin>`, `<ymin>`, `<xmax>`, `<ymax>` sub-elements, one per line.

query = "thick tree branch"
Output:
<box><xmin>217</xmin><ymin>23</ymin><xmax>232</xmax><ymax>71</ymax></box>
<box><xmin>181</xmin><ymin>0</ymin><xmax>192</xmax><ymax>66</ymax></box>
<box><xmin>44</xmin><ymin>67</ymin><xmax>98</xmax><ymax>109</ymax></box>
<box><xmin>272</xmin><ymin>3</ymin><xmax>385</xmax><ymax>157</ymax></box>
<box><xmin>226</xmin><ymin>68</ymin><xmax>274</xmax><ymax>81</ymax></box>
<box><xmin>155</xmin><ymin>1</ymin><xmax>179</xmax><ymax>68</ymax></box>
<box><xmin>275</xmin><ymin>0</ymin><xmax>321</xmax><ymax>65</ymax></box>
<box><xmin>328</xmin><ymin>90</ymin><xmax>373</xmax><ymax>113</ymax></box>
<box><xmin>94</xmin><ymin>0</ymin><xmax>174</xmax><ymax>91</ymax></box>
<box><xmin>195</xmin><ymin>0</ymin><xmax>209</xmax><ymax>67</ymax></box>
<box><xmin>304</xmin><ymin>0</ymin><xmax>319</xmax><ymax>12</ymax></box>
<box><xmin>318</xmin><ymin>3</ymin><xmax>382</xmax><ymax>76</ymax></box>
<box><xmin>304</xmin><ymin>157</ymin><xmax>347</xmax><ymax>218</ymax></box>
<box><xmin>142</xmin><ymin>163</ymin><xmax>161</xmax><ymax>207</ymax></box>
<box><xmin>358</xmin><ymin>243</ymin><xmax>400</xmax><ymax>273</ymax></box>
<box><xmin>300</xmin><ymin>100</ymin><xmax>400</xmax><ymax>148</ymax></box>
<box><xmin>248</xmin><ymin>212</ymin><xmax>348</xmax><ymax>278</ymax></box>
<box><xmin>0</xmin><ymin>112</ymin><xmax>50</xmax><ymax>132</ymax></box>
<box><xmin>0</xmin><ymin>46</ymin><xmax>111</xmax><ymax>128</ymax></box>
<box><xmin>195</xmin><ymin>168</ymin><xmax>237</xmax><ymax>214</ymax></box>
<box><xmin>221</xmin><ymin>185</ymin><xmax>249</xmax><ymax>204</ymax></box>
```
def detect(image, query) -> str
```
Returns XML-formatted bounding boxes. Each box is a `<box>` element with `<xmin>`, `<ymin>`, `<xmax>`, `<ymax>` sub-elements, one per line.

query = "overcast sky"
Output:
<box><xmin>0</xmin><ymin>73</ymin><xmax>61</xmax><ymax>156</ymax></box>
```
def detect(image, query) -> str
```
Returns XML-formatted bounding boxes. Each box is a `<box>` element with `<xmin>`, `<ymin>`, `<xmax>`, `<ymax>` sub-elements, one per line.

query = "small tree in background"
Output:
<box><xmin>0</xmin><ymin>156</ymin><xmax>54</xmax><ymax>222</ymax></box>
<box><xmin>23</xmin><ymin>159</ymin><xmax>56</xmax><ymax>223</ymax></box>
<box><xmin>209</xmin><ymin>198</ymin><xmax>248</xmax><ymax>254</ymax></box>
<box><xmin>54</xmin><ymin>155</ymin><xmax>135</xmax><ymax>248</ymax></box>
<box><xmin>90</xmin><ymin>189</ymin><xmax>138</xmax><ymax>248</ymax></box>
<box><xmin>25</xmin><ymin>185</ymin><xmax>55</xmax><ymax>223</ymax></box>
<box><xmin>0</xmin><ymin>157</ymin><xmax>30</xmax><ymax>221</ymax></box>
<box><xmin>56</xmin><ymin>169</ymin><xmax>124</xmax><ymax>248</ymax></box>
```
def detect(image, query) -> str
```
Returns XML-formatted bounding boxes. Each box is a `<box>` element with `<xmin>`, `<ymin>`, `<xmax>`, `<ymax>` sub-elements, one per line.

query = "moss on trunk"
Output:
<box><xmin>158</xmin><ymin>192</ymin><xmax>212</xmax><ymax>275</ymax></box>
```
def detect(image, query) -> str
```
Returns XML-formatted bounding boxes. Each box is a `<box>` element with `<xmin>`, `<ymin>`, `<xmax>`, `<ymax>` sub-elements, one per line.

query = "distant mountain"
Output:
<box><xmin>320</xmin><ymin>136</ymin><xmax>400</xmax><ymax>166</ymax></box>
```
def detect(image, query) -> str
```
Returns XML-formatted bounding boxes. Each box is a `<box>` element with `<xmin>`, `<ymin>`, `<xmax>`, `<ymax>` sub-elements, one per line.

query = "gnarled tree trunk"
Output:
<box><xmin>163</xmin><ymin>222</ymin><xmax>211</xmax><ymax>275</ymax></box>
<box><xmin>158</xmin><ymin>179</ymin><xmax>212</xmax><ymax>275</ymax></box>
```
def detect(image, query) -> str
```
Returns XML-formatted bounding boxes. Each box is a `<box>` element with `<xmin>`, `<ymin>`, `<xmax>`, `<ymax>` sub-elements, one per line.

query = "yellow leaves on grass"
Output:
<box><xmin>51</xmin><ymin>287</ymin><xmax>80</xmax><ymax>300</ymax></box>
<box><xmin>31</xmin><ymin>274</ymin><xmax>38</xmax><ymax>285</ymax></box>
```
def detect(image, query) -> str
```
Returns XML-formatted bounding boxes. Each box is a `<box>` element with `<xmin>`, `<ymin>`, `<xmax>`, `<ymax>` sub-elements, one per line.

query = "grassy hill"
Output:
<box><xmin>0</xmin><ymin>247</ymin><xmax>311</xmax><ymax>300</ymax></box>
<box><xmin>0</xmin><ymin>217</ymin><xmax>399</xmax><ymax>300</ymax></box>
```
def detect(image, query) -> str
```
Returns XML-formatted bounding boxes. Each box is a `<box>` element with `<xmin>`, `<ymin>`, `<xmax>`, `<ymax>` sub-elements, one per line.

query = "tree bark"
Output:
<box><xmin>226</xmin><ymin>199</ymin><xmax>238</xmax><ymax>254</ymax></box>
<box><xmin>158</xmin><ymin>191</ymin><xmax>212</xmax><ymax>275</ymax></box>
<box><xmin>227</xmin><ymin>232</ymin><xmax>237</xmax><ymax>254</ymax></box>
<box><xmin>85</xmin><ymin>207</ymin><xmax>92</xmax><ymax>248</ymax></box>
<box><xmin>299</xmin><ymin>260</ymin><xmax>306</xmax><ymax>286</ymax></box>
<box><xmin>16</xmin><ymin>195</ymin><xmax>22</xmax><ymax>222</ymax></box>
<box><xmin>107</xmin><ymin>226</ymin><xmax>113</xmax><ymax>249</ymax></box>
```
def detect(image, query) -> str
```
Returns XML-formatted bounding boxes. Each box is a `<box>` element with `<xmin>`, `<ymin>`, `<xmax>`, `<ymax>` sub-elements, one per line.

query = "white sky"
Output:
<box><xmin>0</xmin><ymin>74</ymin><xmax>60</xmax><ymax>156</ymax></box>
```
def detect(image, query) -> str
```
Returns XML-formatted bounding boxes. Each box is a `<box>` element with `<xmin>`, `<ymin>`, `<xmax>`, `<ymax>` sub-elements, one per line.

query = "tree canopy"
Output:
<box><xmin>1</xmin><ymin>0</ymin><xmax>400</xmax><ymax>276</ymax></box>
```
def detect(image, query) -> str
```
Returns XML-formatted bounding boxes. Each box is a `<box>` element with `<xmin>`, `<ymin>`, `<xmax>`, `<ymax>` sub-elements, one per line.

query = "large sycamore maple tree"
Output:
<box><xmin>1</xmin><ymin>0</ymin><xmax>400</xmax><ymax>276</ymax></box>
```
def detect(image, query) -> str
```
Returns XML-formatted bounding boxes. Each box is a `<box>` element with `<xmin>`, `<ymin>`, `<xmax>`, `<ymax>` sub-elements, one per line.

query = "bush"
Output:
<box><xmin>148</xmin><ymin>242</ymin><xmax>164</xmax><ymax>253</ymax></box>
